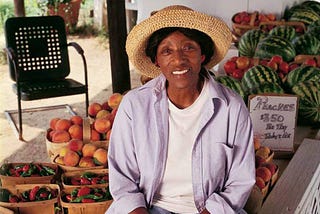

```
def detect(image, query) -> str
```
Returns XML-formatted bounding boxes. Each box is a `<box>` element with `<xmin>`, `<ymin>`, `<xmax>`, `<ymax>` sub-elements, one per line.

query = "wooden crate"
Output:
<box><xmin>46</xmin><ymin>118</ymin><xmax>109</xmax><ymax>162</ymax></box>
<box><xmin>62</xmin><ymin>168</ymin><xmax>108</xmax><ymax>191</ymax></box>
<box><xmin>0</xmin><ymin>184</ymin><xmax>60</xmax><ymax>214</ymax></box>
<box><xmin>0</xmin><ymin>163</ymin><xmax>58</xmax><ymax>191</ymax></box>
<box><xmin>0</xmin><ymin>206</ymin><xmax>14</xmax><ymax>214</ymax></box>
<box><xmin>60</xmin><ymin>187</ymin><xmax>112</xmax><ymax>214</ymax></box>
<box><xmin>53</xmin><ymin>155</ymin><xmax>106</xmax><ymax>172</ymax></box>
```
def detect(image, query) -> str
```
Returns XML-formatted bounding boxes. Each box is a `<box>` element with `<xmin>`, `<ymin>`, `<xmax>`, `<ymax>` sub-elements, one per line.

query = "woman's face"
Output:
<box><xmin>155</xmin><ymin>31</ymin><xmax>205</xmax><ymax>91</ymax></box>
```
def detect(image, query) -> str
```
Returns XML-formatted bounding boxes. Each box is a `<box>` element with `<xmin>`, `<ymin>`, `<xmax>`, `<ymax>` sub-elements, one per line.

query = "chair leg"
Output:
<box><xmin>85</xmin><ymin>91</ymin><xmax>89</xmax><ymax>117</ymax></box>
<box><xmin>17</xmin><ymin>94</ymin><xmax>23</xmax><ymax>140</ymax></box>
<box><xmin>5</xmin><ymin>104</ymin><xmax>78</xmax><ymax>141</ymax></box>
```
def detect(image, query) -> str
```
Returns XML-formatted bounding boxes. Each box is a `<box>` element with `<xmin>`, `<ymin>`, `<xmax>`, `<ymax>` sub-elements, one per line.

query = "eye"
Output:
<box><xmin>183</xmin><ymin>44</ymin><xmax>195</xmax><ymax>51</ymax></box>
<box><xmin>160</xmin><ymin>48</ymin><xmax>171</xmax><ymax>55</ymax></box>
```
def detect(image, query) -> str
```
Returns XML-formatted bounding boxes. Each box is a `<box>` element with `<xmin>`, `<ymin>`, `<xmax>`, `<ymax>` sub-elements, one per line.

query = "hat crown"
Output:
<box><xmin>126</xmin><ymin>5</ymin><xmax>232</xmax><ymax>78</ymax></box>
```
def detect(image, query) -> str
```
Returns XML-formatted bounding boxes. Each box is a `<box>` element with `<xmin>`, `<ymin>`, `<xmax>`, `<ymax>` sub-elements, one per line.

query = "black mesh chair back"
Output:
<box><xmin>4</xmin><ymin>15</ymin><xmax>89</xmax><ymax>140</ymax></box>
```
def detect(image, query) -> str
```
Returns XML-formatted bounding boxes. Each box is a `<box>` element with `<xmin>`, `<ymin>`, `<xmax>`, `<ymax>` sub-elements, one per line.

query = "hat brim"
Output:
<box><xmin>126</xmin><ymin>6</ymin><xmax>232</xmax><ymax>78</ymax></box>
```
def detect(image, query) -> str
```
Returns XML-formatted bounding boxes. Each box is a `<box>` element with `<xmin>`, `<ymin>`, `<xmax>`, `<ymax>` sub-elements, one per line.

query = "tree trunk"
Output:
<box><xmin>14</xmin><ymin>0</ymin><xmax>25</xmax><ymax>17</ymax></box>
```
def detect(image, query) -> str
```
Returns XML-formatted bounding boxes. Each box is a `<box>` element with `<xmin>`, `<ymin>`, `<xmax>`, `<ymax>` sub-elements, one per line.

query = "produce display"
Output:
<box><xmin>254</xmin><ymin>35</ymin><xmax>296</xmax><ymax>62</ymax></box>
<box><xmin>223</xmin><ymin>1</ymin><xmax>320</xmax><ymax>125</ymax></box>
<box><xmin>291</xmin><ymin>81</ymin><xmax>320</xmax><ymax>125</ymax></box>
<box><xmin>0</xmin><ymin>185</ymin><xmax>58</xmax><ymax>202</ymax></box>
<box><xmin>253</xmin><ymin>137</ymin><xmax>279</xmax><ymax>198</ymax></box>
<box><xmin>54</xmin><ymin>139</ymin><xmax>108</xmax><ymax>168</ymax></box>
<box><xmin>0</xmin><ymin>163</ymin><xmax>55</xmax><ymax>177</ymax></box>
<box><xmin>232</xmin><ymin>11</ymin><xmax>277</xmax><ymax>37</ymax></box>
<box><xmin>61</xmin><ymin>186</ymin><xmax>112</xmax><ymax>203</ymax></box>
<box><xmin>63</xmin><ymin>171</ymin><xmax>108</xmax><ymax>186</ymax></box>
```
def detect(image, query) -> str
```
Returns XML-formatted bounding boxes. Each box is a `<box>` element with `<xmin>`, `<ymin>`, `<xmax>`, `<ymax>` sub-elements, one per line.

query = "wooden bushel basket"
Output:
<box><xmin>46</xmin><ymin>118</ymin><xmax>109</xmax><ymax>163</ymax></box>
<box><xmin>61</xmin><ymin>168</ymin><xmax>109</xmax><ymax>191</ymax></box>
<box><xmin>0</xmin><ymin>184</ymin><xmax>60</xmax><ymax>214</ymax></box>
<box><xmin>60</xmin><ymin>187</ymin><xmax>112</xmax><ymax>214</ymax></box>
<box><xmin>0</xmin><ymin>163</ymin><xmax>58</xmax><ymax>191</ymax></box>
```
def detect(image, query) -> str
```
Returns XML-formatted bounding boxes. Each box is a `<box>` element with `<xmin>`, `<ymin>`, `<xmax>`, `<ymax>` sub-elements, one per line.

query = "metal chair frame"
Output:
<box><xmin>4</xmin><ymin>16</ymin><xmax>89</xmax><ymax>140</ymax></box>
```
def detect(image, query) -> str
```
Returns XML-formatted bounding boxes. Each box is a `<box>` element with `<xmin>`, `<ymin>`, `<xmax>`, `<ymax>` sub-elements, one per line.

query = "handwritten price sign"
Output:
<box><xmin>249</xmin><ymin>94</ymin><xmax>298</xmax><ymax>152</ymax></box>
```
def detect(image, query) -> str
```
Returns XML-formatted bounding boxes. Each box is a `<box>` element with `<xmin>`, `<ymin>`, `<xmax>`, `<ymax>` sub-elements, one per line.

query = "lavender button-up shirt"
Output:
<box><xmin>106</xmin><ymin>74</ymin><xmax>255</xmax><ymax>214</ymax></box>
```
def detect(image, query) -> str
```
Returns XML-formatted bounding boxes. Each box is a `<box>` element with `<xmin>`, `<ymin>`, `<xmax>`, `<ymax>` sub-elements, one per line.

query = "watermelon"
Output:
<box><xmin>283</xmin><ymin>4</ymin><xmax>307</xmax><ymax>20</ymax></box>
<box><xmin>238</xmin><ymin>29</ymin><xmax>268</xmax><ymax>57</ymax></box>
<box><xmin>306</xmin><ymin>25</ymin><xmax>320</xmax><ymax>41</ymax></box>
<box><xmin>301</xmin><ymin>1</ymin><xmax>320</xmax><ymax>16</ymax></box>
<box><xmin>291</xmin><ymin>33</ymin><xmax>320</xmax><ymax>55</ymax></box>
<box><xmin>285</xmin><ymin>65</ymin><xmax>320</xmax><ymax>89</ymax></box>
<box><xmin>241</xmin><ymin>65</ymin><xmax>282</xmax><ymax>92</ymax></box>
<box><xmin>288</xmin><ymin>8</ymin><xmax>320</xmax><ymax>26</ymax></box>
<box><xmin>254</xmin><ymin>35</ymin><xmax>296</xmax><ymax>62</ymax></box>
<box><xmin>215</xmin><ymin>75</ymin><xmax>247</xmax><ymax>101</ymax></box>
<box><xmin>248</xmin><ymin>82</ymin><xmax>284</xmax><ymax>95</ymax></box>
<box><xmin>291</xmin><ymin>80</ymin><xmax>320</xmax><ymax>125</ymax></box>
<box><xmin>268</xmin><ymin>25</ymin><xmax>297</xmax><ymax>41</ymax></box>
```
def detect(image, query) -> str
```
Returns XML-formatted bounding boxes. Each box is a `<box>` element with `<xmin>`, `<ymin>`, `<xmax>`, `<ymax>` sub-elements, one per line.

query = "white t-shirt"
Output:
<box><xmin>152</xmin><ymin>79</ymin><xmax>209</xmax><ymax>213</ymax></box>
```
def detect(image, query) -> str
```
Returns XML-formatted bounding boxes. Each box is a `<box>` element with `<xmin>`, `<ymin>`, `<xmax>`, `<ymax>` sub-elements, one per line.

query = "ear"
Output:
<box><xmin>155</xmin><ymin>58</ymin><xmax>160</xmax><ymax>67</ymax></box>
<box><xmin>201</xmin><ymin>55</ymin><xmax>206</xmax><ymax>63</ymax></box>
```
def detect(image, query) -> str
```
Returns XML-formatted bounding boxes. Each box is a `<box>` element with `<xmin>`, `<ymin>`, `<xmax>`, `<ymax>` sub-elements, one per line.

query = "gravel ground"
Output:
<box><xmin>0</xmin><ymin>36</ymin><xmax>141</xmax><ymax>164</ymax></box>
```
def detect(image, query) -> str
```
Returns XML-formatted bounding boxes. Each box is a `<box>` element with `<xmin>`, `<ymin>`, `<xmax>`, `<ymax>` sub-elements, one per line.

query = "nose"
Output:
<box><xmin>172</xmin><ymin>50</ymin><xmax>186</xmax><ymax>64</ymax></box>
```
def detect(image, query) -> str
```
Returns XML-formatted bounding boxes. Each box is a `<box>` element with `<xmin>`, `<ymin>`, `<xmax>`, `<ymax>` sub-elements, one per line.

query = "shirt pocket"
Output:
<box><xmin>202</xmin><ymin>142</ymin><xmax>234</xmax><ymax>187</ymax></box>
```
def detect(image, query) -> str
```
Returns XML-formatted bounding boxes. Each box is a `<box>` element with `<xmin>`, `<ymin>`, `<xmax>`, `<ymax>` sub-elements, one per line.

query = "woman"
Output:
<box><xmin>106</xmin><ymin>5</ymin><xmax>255</xmax><ymax>214</ymax></box>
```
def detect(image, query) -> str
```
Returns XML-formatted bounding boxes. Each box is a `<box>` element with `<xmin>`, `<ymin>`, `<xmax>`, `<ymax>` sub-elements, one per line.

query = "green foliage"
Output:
<box><xmin>0</xmin><ymin>0</ymin><xmax>14</xmax><ymax>32</ymax></box>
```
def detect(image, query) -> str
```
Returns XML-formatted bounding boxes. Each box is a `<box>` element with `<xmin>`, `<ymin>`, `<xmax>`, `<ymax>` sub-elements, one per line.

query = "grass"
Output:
<box><xmin>0</xmin><ymin>0</ymin><xmax>109</xmax><ymax>65</ymax></box>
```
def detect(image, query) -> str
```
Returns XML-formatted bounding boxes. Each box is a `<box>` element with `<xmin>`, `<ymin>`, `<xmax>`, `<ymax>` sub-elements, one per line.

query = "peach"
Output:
<box><xmin>255</xmin><ymin>176</ymin><xmax>266</xmax><ymax>190</ymax></box>
<box><xmin>93</xmin><ymin>148</ymin><xmax>108</xmax><ymax>166</ymax></box>
<box><xmin>96</xmin><ymin>109</ymin><xmax>111</xmax><ymax>119</ymax></box>
<box><xmin>102</xmin><ymin>101</ymin><xmax>113</xmax><ymax>111</ymax></box>
<box><xmin>255</xmin><ymin>155</ymin><xmax>266</xmax><ymax>168</ymax></box>
<box><xmin>68</xmin><ymin>139</ymin><xmax>84</xmax><ymax>152</ymax></box>
<box><xmin>52</xmin><ymin>130</ymin><xmax>71</xmax><ymax>143</ymax></box>
<box><xmin>261</xmin><ymin>162</ymin><xmax>278</xmax><ymax>175</ymax></box>
<box><xmin>55</xmin><ymin>156</ymin><xmax>65</xmax><ymax>165</ymax></box>
<box><xmin>256</xmin><ymin>166</ymin><xmax>272</xmax><ymax>182</ymax></box>
<box><xmin>106</xmin><ymin>129</ymin><xmax>112</xmax><ymax>141</ymax></box>
<box><xmin>255</xmin><ymin>146</ymin><xmax>271</xmax><ymax>159</ymax></box>
<box><xmin>107</xmin><ymin>93</ymin><xmax>123</xmax><ymax>109</ymax></box>
<box><xmin>64</xmin><ymin>150</ymin><xmax>80</xmax><ymax>167</ymax></box>
<box><xmin>94</xmin><ymin>118</ymin><xmax>112</xmax><ymax>134</ymax></box>
<box><xmin>70</xmin><ymin>115</ymin><xmax>83</xmax><ymax>126</ymax></box>
<box><xmin>59</xmin><ymin>146</ymin><xmax>70</xmax><ymax>157</ymax></box>
<box><xmin>79</xmin><ymin>157</ymin><xmax>96</xmax><ymax>167</ymax></box>
<box><xmin>50</xmin><ymin>118</ymin><xmax>60</xmax><ymax>130</ymax></box>
<box><xmin>68</xmin><ymin>124</ymin><xmax>83</xmax><ymax>140</ymax></box>
<box><xmin>82</xmin><ymin>143</ymin><xmax>98</xmax><ymax>157</ymax></box>
<box><xmin>88</xmin><ymin>102</ymin><xmax>103</xmax><ymax>118</ymax></box>
<box><xmin>253</xmin><ymin>136</ymin><xmax>261</xmax><ymax>151</ymax></box>
<box><xmin>47</xmin><ymin>129</ymin><xmax>55</xmax><ymax>141</ymax></box>
<box><xmin>90</xmin><ymin>129</ymin><xmax>101</xmax><ymax>141</ymax></box>
<box><xmin>235</xmin><ymin>56</ymin><xmax>250</xmax><ymax>69</ymax></box>
<box><xmin>55</xmin><ymin>119</ymin><xmax>72</xmax><ymax>131</ymax></box>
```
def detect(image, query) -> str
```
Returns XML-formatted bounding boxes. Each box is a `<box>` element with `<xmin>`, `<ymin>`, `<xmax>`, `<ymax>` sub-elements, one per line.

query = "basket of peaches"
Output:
<box><xmin>46</xmin><ymin>92</ymin><xmax>123</xmax><ymax>163</ymax></box>
<box><xmin>244</xmin><ymin>136</ymin><xmax>279</xmax><ymax>213</ymax></box>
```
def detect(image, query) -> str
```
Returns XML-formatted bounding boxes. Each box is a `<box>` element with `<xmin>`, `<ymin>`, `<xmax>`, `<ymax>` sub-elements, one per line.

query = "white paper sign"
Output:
<box><xmin>249</xmin><ymin>94</ymin><xmax>298</xmax><ymax>152</ymax></box>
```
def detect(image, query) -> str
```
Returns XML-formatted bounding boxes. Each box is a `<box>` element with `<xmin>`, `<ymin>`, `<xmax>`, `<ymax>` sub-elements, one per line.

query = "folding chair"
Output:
<box><xmin>4</xmin><ymin>15</ymin><xmax>89</xmax><ymax>140</ymax></box>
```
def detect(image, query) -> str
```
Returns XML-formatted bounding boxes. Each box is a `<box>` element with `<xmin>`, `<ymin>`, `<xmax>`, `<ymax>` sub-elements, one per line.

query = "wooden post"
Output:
<box><xmin>14</xmin><ymin>0</ymin><xmax>25</xmax><ymax>17</ymax></box>
<box><xmin>106</xmin><ymin>0</ymin><xmax>131</xmax><ymax>94</ymax></box>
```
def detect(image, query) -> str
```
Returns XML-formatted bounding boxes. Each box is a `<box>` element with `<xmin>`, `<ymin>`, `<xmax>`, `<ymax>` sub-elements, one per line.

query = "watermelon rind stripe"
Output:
<box><xmin>286</xmin><ymin>66</ymin><xmax>320</xmax><ymax>88</ymax></box>
<box><xmin>292</xmin><ymin>81</ymin><xmax>320</xmax><ymax>124</ymax></box>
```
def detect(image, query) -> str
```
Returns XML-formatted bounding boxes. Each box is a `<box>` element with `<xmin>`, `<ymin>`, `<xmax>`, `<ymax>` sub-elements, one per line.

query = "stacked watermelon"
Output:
<box><xmin>224</xmin><ymin>1</ymin><xmax>320</xmax><ymax>126</ymax></box>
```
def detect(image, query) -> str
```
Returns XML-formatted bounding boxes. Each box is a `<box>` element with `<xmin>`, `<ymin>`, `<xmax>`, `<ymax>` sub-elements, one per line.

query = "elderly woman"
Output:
<box><xmin>106</xmin><ymin>5</ymin><xmax>255</xmax><ymax>214</ymax></box>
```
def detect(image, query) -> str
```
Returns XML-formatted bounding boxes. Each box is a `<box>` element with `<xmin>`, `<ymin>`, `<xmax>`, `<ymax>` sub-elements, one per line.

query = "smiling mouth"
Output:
<box><xmin>172</xmin><ymin>69</ymin><xmax>189</xmax><ymax>75</ymax></box>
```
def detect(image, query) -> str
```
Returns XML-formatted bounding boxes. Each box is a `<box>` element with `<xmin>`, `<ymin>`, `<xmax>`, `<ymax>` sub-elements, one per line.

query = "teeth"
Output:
<box><xmin>172</xmin><ymin>69</ymin><xmax>188</xmax><ymax>75</ymax></box>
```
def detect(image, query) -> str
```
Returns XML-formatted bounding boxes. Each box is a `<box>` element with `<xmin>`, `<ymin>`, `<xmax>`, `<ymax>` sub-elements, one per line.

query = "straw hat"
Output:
<box><xmin>126</xmin><ymin>5</ymin><xmax>232</xmax><ymax>78</ymax></box>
